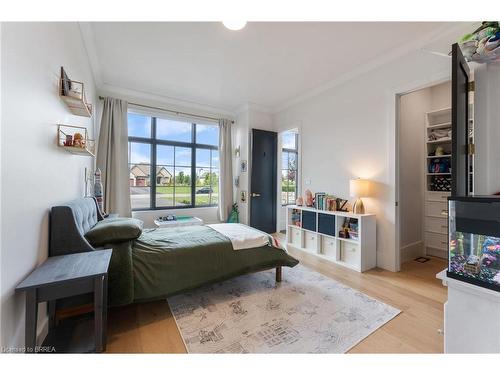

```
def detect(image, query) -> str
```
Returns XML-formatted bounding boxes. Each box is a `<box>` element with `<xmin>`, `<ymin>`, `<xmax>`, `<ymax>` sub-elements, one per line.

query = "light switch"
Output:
<box><xmin>305</xmin><ymin>178</ymin><xmax>311</xmax><ymax>185</ymax></box>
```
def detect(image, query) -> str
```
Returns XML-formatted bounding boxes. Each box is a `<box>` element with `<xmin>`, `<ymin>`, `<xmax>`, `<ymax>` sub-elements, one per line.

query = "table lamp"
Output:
<box><xmin>350</xmin><ymin>178</ymin><xmax>371</xmax><ymax>214</ymax></box>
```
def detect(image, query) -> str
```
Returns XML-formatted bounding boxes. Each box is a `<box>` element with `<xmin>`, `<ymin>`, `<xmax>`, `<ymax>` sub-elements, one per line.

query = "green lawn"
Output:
<box><xmin>155</xmin><ymin>185</ymin><xmax>218</xmax><ymax>206</ymax></box>
<box><xmin>156</xmin><ymin>185</ymin><xmax>219</xmax><ymax>194</ymax></box>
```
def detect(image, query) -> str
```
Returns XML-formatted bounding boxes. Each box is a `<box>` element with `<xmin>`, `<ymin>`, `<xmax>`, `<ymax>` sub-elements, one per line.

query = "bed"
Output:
<box><xmin>49</xmin><ymin>197</ymin><xmax>299</xmax><ymax>306</ymax></box>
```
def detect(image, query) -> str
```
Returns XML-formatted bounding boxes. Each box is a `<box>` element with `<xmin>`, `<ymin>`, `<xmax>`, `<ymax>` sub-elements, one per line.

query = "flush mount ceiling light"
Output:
<box><xmin>222</xmin><ymin>20</ymin><xmax>247</xmax><ymax>31</ymax></box>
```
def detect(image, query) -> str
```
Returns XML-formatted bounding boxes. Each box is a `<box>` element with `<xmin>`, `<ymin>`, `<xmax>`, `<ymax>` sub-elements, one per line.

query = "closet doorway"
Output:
<box><xmin>396</xmin><ymin>81</ymin><xmax>452</xmax><ymax>266</ymax></box>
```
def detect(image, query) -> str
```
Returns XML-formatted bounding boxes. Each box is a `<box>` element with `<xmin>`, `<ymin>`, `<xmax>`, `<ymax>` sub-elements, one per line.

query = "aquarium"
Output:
<box><xmin>448</xmin><ymin>196</ymin><xmax>500</xmax><ymax>292</ymax></box>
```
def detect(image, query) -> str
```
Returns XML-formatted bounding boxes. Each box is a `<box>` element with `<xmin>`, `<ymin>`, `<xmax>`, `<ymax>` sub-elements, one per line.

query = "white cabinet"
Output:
<box><xmin>437</xmin><ymin>270</ymin><xmax>500</xmax><ymax>353</ymax></box>
<box><xmin>286</xmin><ymin>205</ymin><xmax>376</xmax><ymax>272</ymax></box>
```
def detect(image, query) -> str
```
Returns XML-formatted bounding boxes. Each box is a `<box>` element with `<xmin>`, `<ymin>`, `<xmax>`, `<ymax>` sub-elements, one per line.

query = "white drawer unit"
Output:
<box><xmin>289</xmin><ymin>226</ymin><xmax>302</xmax><ymax>247</ymax></box>
<box><xmin>425</xmin><ymin>201</ymin><xmax>449</xmax><ymax>218</ymax></box>
<box><xmin>340</xmin><ymin>241</ymin><xmax>360</xmax><ymax>267</ymax></box>
<box><xmin>285</xmin><ymin>205</ymin><xmax>376</xmax><ymax>272</ymax></box>
<box><xmin>304</xmin><ymin>231</ymin><xmax>318</xmax><ymax>253</ymax></box>
<box><xmin>425</xmin><ymin>231</ymin><xmax>448</xmax><ymax>250</ymax></box>
<box><xmin>321</xmin><ymin>236</ymin><xmax>337</xmax><ymax>258</ymax></box>
<box><xmin>425</xmin><ymin>216</ymin><xmax>448</xmax><ymax>234</ymax></box>
<box><xmin>426</xmin><ymin>191</ymin><xmax>451</xmax><ymax>202</ymax></box>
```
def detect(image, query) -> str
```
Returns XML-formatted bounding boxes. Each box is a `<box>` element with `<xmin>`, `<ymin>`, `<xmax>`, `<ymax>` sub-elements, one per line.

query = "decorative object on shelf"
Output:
<box><xmin>428</xmin><ymin>158</ymin><xmax>451</xmax><ymax>173</ymax></box>
<box><xmin>458</xmin><ymin>22</ymin><xmax>500</xmax><ymax>64</ymax></box>
<box><xmin>435</xmin><ymin>146</ymin><xmax>445</xmax><ymax>156</ymax></box>
<box><xmin>84</xmin><ymin>167</ymin><xmax>94</xmax><ymax>197</ymax></box>
<box><xmin>59</xmin><ymin>66</ymin><xmax>93</xmax><ymax>117</ymax></box>
<box><xmin>64</xmin><ymin>134</ymin><xmax>73</xmax><ymax>146</ymax></box>
<box><xmin>158</xmin><ymin>215</ymin><xmax>177</xmax><ymax>222</ymax></box>
<box><xmin>235</xmin><ymin>146</ymin><xmax>240</xmax><ymax>158</ymax></box>
<box><xmin>304</xmin><ymin>189</ymin><xmax>314</xmax><ymax>207</ymax></box>
<box><xmin>295</xmin><ymin>196</ymin><xmax>304</xmax><ymax>206</ymax></box>
<box><xmin>240</xmin><ymin>190</ymin><xmax>247</xmax><ymax>203</ymax></box>
<box><xmin>430</xmin><ymin>176</ymin><xmax>452</xmax><ymax>192</ymax></box>
<box><xmin>57</xmin><ymin>124</ymin><xmax>95</xmax><ymax>156</ymax></box>
<box><xmin>73</xmin><ymin>132</ymin><xmax>85</xmax><ymax>148</ymax></box>
<box><xmin>227</xmin><ymin>203</ymin><xmax>239</xmax><ymax>223</ymax></box>
<box><xmin>350</xmin><ymin>178</ymin><xmax>371</xmax><ymax>214</ymax></box>
<box><xmin>94</xmin><ymin>168</ymin><xmax>104</xmax><ymax>214</ymax></box>
<box><xmin>234</xmin><ymin>176</ymin><xmax>239</xmax><ymax>188</ymax></box>
<box><xmin>240</xmin><ymin>160</ymin><xmax>247</xmax><ymax>173</ymax></box>
<box><xmin>335</xmin><ymin>198</ymin><xmax>348</xmax><ymax>212</ymax></box>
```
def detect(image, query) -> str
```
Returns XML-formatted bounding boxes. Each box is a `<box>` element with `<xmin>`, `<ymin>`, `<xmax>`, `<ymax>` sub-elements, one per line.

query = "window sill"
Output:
<box><xmin>132</xmin><ymin>206</ymin><xmax>218</xmax><ymax>213</ymax></box>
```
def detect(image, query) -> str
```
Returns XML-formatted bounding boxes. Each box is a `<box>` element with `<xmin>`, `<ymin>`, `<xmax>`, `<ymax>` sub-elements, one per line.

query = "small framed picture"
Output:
<box><xmin>240</xmin><ymin>160</ymin><xmax>247</xmax><ymax>173</ymax></box>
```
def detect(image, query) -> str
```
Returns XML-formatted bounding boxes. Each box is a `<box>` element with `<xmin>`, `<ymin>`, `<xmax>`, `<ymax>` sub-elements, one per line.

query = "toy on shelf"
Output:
<box><xmin>57</xmin><ymin>124</ymin><xmax>95</xmax><ymax>156</ymax></box>
<box><xmin>459</xmin><ymin>22</ymin><xmax>500</xmax><ymax>64</ymax></box>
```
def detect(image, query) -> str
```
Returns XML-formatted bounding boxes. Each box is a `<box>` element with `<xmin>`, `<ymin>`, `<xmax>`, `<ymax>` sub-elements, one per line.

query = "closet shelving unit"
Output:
<box><xmin>424</xmin><ymin>107</ymin><xmax>452</xmax><ymax>259</ymax></box>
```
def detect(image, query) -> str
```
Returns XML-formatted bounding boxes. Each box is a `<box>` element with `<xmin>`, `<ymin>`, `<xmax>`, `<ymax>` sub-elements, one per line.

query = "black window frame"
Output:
<box><xmin>281</xmin><ymin>132</ymin><xmax>299</xmax><ymax>206</ymax></box>
<box><xmin>128</xmin><ymin>113</ymin><xmax>219</xmax><ymax>211</ymax></box>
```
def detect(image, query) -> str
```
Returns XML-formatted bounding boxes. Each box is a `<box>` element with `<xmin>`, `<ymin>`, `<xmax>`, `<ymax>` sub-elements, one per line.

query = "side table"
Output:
<box><xmin>16</xmin><ymin>250</ymin><xmax>112</xmax><ymax>353</ymax></box>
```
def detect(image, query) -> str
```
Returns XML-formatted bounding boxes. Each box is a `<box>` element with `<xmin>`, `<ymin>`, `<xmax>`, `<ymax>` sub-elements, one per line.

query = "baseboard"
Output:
<box><xmin>426</xmin><ymin>246</ymin><xmax>447</xmax><ymax>259</ymax></box>
<box><xmin>400</xmin><ymin>241</ymin><xmax>424</xmax><ymax>263</ymax></box>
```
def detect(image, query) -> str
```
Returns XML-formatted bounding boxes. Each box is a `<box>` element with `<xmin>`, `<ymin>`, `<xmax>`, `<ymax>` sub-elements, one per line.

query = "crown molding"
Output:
<box><xmin>98</xmin><ymin>82</ymin><xmax>235</xmax><ymax>119</ymax></box>
<box><xmin>272</xmin><ymin>22</ymin><xmax>475</xmax><ymax>114</ymax></box>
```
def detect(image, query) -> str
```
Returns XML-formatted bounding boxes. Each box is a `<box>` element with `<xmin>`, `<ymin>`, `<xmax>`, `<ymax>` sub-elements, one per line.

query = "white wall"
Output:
<box><xmin>0</xmin><ymin>23</ymin><xmax>97</xmax><ymax>349</ymax></box>
<box><xmin>273</xmin><ymin>50</ymin><xmax>451</xmax><ymax>271</ymax></box>
<box><xmin>233</xmin><ymin>108</ymin><xmax>250</xmax><ymax>224</ymax></box>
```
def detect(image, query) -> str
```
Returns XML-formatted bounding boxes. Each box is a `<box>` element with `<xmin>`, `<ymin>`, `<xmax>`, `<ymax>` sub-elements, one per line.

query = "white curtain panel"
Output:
<box><xmin>96</xmin><ymin>97</ymin><xmax>131</xmax><ymax>217</ymax></box>
<box><xmin>218</xmin><ymin>118</ymin><xmax>234</xmax><ymax>221</ymax></box>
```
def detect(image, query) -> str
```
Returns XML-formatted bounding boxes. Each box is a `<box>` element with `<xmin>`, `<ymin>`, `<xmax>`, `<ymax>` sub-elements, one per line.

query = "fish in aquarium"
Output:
<box><xmin>449</xmin><ymin>233</ymin><xmax>500</xmax><ymax>286</ymax></box>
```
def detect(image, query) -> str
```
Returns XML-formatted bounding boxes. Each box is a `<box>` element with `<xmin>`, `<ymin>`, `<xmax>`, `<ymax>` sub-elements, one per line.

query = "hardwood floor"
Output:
<box><xmin>105</xmin><ymin>250</ymin><xmax>447</xmax><ymax>353</ymax></box>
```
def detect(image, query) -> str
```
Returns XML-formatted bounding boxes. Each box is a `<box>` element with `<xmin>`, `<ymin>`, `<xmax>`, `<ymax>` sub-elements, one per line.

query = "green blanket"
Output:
<box><xmin>106</xmin><ymin>225</ymin><xmax>298</xmax><ymax>306</ymax></box>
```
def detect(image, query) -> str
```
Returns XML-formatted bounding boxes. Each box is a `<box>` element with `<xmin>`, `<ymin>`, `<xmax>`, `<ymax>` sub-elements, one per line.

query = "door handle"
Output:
<box><xmin>251</xmin><ymin>192</ymin><xmax>261</xmax><ymax>197</ymax></box>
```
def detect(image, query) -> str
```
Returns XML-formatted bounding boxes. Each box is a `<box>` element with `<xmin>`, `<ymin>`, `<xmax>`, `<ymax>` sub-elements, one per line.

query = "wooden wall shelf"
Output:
<box><xmin>57</xmin><ymin>124</ymin><xmax>95</xmax><ymax>157</ymax></box>
<box><xmin>59</xmin><ymin>67</ymin><xmax>93</xmax><ymax>118</ymax></box>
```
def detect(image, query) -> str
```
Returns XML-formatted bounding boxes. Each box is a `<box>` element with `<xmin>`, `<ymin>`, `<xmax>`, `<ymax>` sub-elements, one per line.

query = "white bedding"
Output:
<box><xmin>207</xmin><ymin>223</ymin><xmax>270</xmax><ymax>250</ymax></box>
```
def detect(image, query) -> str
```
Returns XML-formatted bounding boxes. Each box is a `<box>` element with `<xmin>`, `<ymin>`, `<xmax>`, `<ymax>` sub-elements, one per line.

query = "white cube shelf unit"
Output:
<box><xmin>285</xmin><ymin>205</ymin><xmax>376</xmax><ymax>272</ymax></box>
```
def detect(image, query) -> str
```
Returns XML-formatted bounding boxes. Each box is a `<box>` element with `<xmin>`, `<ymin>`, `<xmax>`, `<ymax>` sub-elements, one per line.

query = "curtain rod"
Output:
<box><xmin>98</xmin><ymin>96</ymin><xmax>234</xmax><ymax>124</ymax></box>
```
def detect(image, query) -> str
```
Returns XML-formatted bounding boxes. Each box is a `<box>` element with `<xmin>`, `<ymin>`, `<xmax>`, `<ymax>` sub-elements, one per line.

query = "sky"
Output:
<box><xmin>128</xmin><ymin>112</ymin><xmax>219</xmax><ymax>168</ymax></box>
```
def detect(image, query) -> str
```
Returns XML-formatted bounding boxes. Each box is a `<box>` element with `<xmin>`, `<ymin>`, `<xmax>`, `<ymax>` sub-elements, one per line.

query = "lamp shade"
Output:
<box><xmin>350</xmin><ymin>179</ymin><xmax>370</xmax><ymax>198</ymax></box>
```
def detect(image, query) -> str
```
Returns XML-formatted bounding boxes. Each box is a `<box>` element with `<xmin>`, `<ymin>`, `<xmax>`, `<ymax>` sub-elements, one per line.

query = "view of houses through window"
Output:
<box><xmin>128</xmin><ymin>111</ymin><xmax>219</xmax><ymax>210</ymax></box>
<box><xmin>281</xmin><ymin>130</ymin><xmax>298</xmax><ymax>205</ymax></box>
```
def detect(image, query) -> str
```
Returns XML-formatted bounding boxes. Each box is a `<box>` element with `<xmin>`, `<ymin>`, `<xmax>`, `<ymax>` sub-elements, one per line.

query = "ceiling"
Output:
<box><xmin>82</xmin><ymin>22</ymin><xmax>472</xmax><ymax>113</ymax></box>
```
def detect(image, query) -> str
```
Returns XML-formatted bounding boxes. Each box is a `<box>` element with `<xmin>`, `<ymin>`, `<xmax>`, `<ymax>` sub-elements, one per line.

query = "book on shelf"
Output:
<box><xmin>314</xmin><ymin>193</ymin><xmax>337</xmax><ymax>211</ymax></box>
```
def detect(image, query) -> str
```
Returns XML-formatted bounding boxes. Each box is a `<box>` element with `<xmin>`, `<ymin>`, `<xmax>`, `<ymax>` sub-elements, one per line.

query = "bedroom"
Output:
<box><xmin>1</xmin><ymin>0</ymin><xmax>500</xmax><ymax>371</ymax></box>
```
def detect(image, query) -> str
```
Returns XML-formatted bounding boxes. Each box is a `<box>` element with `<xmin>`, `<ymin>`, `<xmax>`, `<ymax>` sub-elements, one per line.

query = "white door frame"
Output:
<box><xmin>390</xmin><ymin>73</ymin><xmax>450</xmax><ymax>271</ymax></box>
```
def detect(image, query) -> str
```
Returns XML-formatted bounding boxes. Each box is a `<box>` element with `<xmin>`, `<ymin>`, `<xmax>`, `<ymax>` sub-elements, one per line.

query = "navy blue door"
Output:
<box><xmin>250</xmin><ymin>129</ymin><xmax>277</xmax><ymax>233</ymax></box>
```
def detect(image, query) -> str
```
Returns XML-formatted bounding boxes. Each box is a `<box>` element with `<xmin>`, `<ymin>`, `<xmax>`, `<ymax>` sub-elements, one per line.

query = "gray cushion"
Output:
<box><xmin>67</xmin><ymin>198</ymin><xmax>100</xmax><ymax>235</ymax></box>
<box><xmin>85</xmin><ymin>217</ymin><xmax>143</xmax><ymax>246</ymax></box>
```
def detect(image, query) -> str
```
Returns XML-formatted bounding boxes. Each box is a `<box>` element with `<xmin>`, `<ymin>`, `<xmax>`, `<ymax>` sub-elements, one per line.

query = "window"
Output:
<box><xmin>281</xmin><ymin>131</ymin><xmax>298</xmax><ymax>206</ymax></box>
<box><xmin>128</xmin><ymin>111</ymin><xmax>219</xmax><ymax>210</ymax></box>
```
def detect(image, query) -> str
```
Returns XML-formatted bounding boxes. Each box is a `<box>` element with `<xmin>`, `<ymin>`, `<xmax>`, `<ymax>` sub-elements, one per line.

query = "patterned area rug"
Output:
<box><xmin>168</xmin><ymin>265</ymin><xmax>400</xmax><ymax>353</ymax></box>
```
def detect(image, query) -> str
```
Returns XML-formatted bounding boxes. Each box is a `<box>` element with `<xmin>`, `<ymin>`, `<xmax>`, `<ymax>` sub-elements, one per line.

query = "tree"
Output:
<box><xmin>176</xmin><ymin>171</ymin><xmax>185</xmax><ymax>185</ymax></box>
